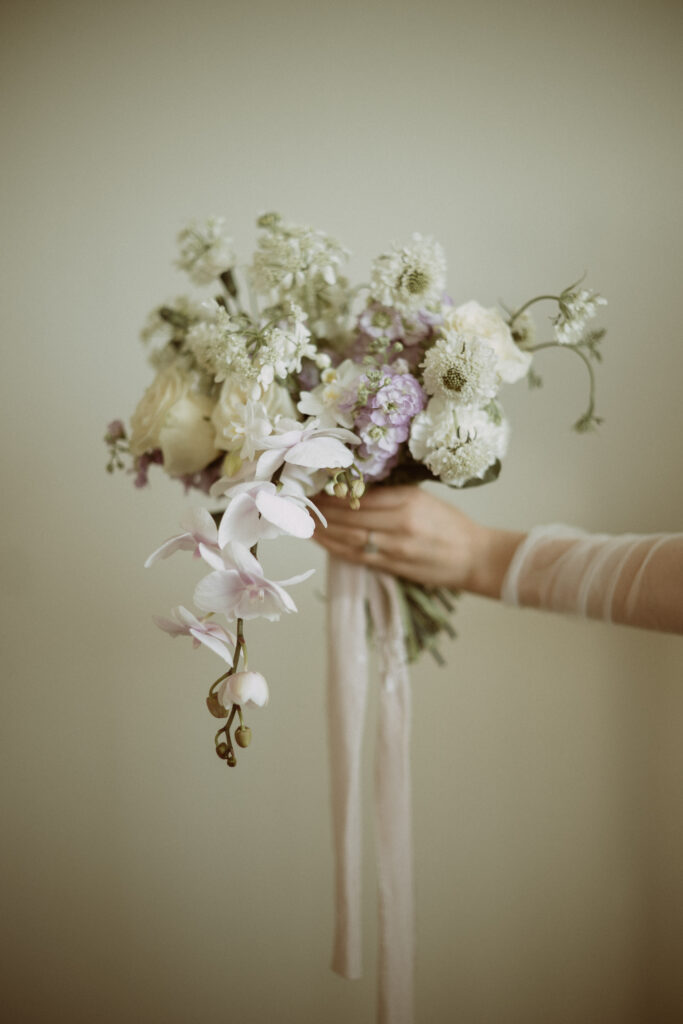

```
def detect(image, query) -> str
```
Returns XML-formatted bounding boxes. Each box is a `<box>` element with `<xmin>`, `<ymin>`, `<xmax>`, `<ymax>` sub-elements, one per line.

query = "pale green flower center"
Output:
<box><xmin>402</xmin><ymin>268</ymin><xmax>429</xmax><ymax>295</ymax></box>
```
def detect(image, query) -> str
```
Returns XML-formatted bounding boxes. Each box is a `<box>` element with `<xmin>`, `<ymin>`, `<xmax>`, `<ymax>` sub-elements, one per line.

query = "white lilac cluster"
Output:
<box><xmin>176</xmin><ymin>218</ymin><xmax>236</xmax><ymax>286</ymax></box>
<box><xmin>554</xmin><ymin>287</ymin><xmax>608</xmax><ymax>345</ymax></box>
<box><xmin>370</xmin><ymin>234</ymin><xmax>446</xmax><ymax>315</ymax></box>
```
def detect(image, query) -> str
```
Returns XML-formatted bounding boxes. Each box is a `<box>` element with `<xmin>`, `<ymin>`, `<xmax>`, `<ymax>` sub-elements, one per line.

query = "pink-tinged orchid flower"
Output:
<box><xmin>216</xmin><ymin>480</ymin><xmax>327</xmax><ymax>548</ymax></box>
<box><xmin>144</xmin><ymin>507</ymin><xmax>221</xmax><ymax>568</ymax></box>
<box><xmin>255</xmin><ymin>417</ymin><xmax>358</xmax><ymax>480</ymax></box>
<box><xmin>153</xmin><ymin>605</ymin><xmax>236</xmax><ymax>662</ymax></box>
<box><xmin>194</xmin><ymin>543</ymin><xmax>314</xmax><ymax>621</ymax></box>
<box><xmin>217</xmin><ymin>670</ymin><xmax>269</xmax><ymax>711</ymax></box>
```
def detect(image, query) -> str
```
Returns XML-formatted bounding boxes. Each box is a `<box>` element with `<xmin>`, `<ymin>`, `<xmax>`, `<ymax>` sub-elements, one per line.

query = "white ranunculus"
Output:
<box><xmin>129</xmin><ymin>364</ymin><xmax>220</xmax><ymax>476</ymax></box>
<box><xmin>446</xmin><ymin>300</ymin><xmax>532</xmax><ymax>384</ymax></box>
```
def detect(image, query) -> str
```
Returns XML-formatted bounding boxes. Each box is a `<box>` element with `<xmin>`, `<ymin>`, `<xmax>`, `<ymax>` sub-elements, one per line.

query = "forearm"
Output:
<box><xmin>464</xmin><ymin>525</ymin><xmax>527</xmax><ymax>600</ymax></box>
<box><xmin>499</xmin><ymin>525</ymin><xmax>683</xmax><ymax>635</ymax></box>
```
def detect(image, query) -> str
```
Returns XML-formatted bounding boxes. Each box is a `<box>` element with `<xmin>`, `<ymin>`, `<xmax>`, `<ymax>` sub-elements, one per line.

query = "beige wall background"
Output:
<box><xmin>2</xmin><ymin>1</ymin><xmax>682</xmax><ymax>1021</ymax></box>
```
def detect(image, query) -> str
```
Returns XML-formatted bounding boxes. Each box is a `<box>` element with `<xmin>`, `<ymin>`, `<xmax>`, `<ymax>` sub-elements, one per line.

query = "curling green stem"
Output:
<box><xmin>526</xmin><ymin>340</ymin><xmax>597</xmax><ymax>424</ymax></box>
<box><xmin>508</xmin><ymin>295</ymin><xmax>561</xmax><ymax>326</ymax></box>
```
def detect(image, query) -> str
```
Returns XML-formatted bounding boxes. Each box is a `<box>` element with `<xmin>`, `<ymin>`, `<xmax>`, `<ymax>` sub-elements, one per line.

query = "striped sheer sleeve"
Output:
<box><xmin>500</xmin><ymin>524</ymin><xmax>683</xmax><ymax>635</ymax></box>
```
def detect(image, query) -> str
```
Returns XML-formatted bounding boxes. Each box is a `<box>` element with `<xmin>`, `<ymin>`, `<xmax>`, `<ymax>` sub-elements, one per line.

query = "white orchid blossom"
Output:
<box><xmin>255</xmin><ymin>417</ymin><xmax>358</xmax><ymax>480</ymax></box>
<box><xmin>194</xmin><ymin>542</ymin><xmax>315</xmax><ymax>621</ymax></box>
<box><xmin>153</xmin><ymin>605</ymin><xmax>236</xmax><ymax>662</ymax></box>
<box><xmin>217</xmin><ymin>670</ymin><xmax>269</xmax><ymax>711</ymax></box>
<box><xmin>217</xmin><ymin>480</ymin><xmax>326</xmax><ymax>547</ymax></box>
<box><xmin>144</xmin><ymin>507</ymin><xmax>220</xmax><ymax>567</ymax></box>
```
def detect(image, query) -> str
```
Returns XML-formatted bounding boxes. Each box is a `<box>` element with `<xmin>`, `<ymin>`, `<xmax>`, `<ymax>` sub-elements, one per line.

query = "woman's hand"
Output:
<box><xmin>313</xmin><ymin>485</ymin><xmax>524</xmax><ymax>598</ymax></box>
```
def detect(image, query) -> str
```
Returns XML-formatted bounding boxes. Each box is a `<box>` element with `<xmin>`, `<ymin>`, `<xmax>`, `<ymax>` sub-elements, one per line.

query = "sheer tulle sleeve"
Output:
<box><xmin>500</xmin><ymin>524</ymin><xmax>683</xmax><ymax>635</ymax></box>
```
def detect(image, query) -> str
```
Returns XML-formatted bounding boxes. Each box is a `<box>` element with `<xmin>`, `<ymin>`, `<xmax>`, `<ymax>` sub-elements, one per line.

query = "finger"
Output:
<box><xmin>313</xmin><ymin>522</ymin><xmax>372</xmax><ymax>551</ymax></box>
<box><xmin>314</xmin><ymin>535</ymin><xmax>420</xmax><ymax>580</ymax></box>
<box><xmin>316</xmin><ymin>485</ymin><xmax>416</xmax><ymax>511</ymax></box>
<box><xmin>313</xmin><ymin>504</ymin><xmax>407</xmax><ymax>534</ymax></box>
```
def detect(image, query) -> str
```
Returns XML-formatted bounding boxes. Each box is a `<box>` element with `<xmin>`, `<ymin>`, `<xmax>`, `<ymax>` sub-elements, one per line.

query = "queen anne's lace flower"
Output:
<box><xmin>421</xmin><ymin>332</ymin><xmax>500</xmax><ymax>405</ymax></box>
<box><xmin>254</xmin><ymin>305</ymin><xmax>317</xmax><ymax>388</ymax></box>
<box><xmin>250</xmin><ymin>214</ymin><xmax>350</xmax><ymax>331</ymax></box>
<box><xmin>176</xmin><ymin>217</ymin><xmax>236</xmax><ymax>286</ymax></box>
<box><xmin>554</xmin><ymin>288</ymin><xmax>607</xmax><ymax>345</ymax></box>
<box><xmin>370</xmin><ymin>233</ymin><xmax>446</xmax><ymax>313</ymax></box>
<box><xmin>186</xmin><ymin>303</ymin><xmax>247</xmax><ymax>382</ymax></box>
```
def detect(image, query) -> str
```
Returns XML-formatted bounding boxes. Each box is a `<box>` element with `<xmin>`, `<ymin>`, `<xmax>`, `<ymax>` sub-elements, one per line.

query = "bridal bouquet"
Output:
<box><xmin>106</xmin><ymin>212</ymin><xmax>606</xmax><ymax>767</ymax></box>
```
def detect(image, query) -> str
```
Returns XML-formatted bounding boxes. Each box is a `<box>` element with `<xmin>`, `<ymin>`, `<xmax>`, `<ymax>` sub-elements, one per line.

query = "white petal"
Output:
<box><xmin>255</xmin><ymin>448</ymin><xmax>286</xmax><ymax>480</ymax></box>
<box><xmin>198</xmin><ymin>543</ymin><xmax>228</xmax><ymax>571</ymax></box>
<box><xmin>189</xmin><ymin>628</ymin><xmax>234</xmax><ymax>663</ymax></box>
<box><xmin>179</xmin><ymin>506</ymin><xmax>218</xmax><ymax>542</ymax></box>
<box><xmin>276</xmin><ymin>568</ymin><xmax>316</xmax><ymax>588</ymax></box>
<box><xmin>225</xmin><ymin>670</ymin><xmax>270</xmax><ymax>708</ymax></box>
<box><xmin>218</xmin><ymin>494</ymin><xmax>263</xmax><ymax>548</ymax></box>
<box><xmin>285</xmin><ymin>437</ymin><xmax>354</xmax><ymax>469</ymax></box>
<box><xmin>255</xmin><ymin>490</ymin><xmax>315</xmax><ymax>538</ymax></box>
<box><xmin>144</xmin><ymin>533</ymin><xmax>194</xmax><ymax>568</ymax></box>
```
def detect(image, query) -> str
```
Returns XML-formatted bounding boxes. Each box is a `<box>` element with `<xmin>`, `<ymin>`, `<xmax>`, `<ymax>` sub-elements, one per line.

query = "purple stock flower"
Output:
<box><xmin>351</xmin><ymin>365</ymin><xmax>425</xmax><ymax>481</ymax></box>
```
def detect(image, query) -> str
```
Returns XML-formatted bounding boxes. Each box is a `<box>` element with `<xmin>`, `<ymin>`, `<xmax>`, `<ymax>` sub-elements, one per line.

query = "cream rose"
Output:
<box><xmin>445</xmin><ymin>300</ymin><xmax>532</xmax><ymax>384</ymax></box>
<box><xmin>129</xmin><ymin>364</ymin><xmax>220</xmax><ymax>476</ymax></box>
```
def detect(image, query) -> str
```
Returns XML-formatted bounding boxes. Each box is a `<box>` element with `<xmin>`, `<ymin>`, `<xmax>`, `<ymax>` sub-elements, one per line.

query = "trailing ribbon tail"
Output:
<box><xmin>327</xmin><ymin>555</ymin><xmax>415</xmax><ymax>1024</ymax></box>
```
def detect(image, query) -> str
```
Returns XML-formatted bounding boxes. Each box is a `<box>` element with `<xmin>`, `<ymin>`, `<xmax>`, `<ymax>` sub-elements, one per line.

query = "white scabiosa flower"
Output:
<box><xmin>370</xmin><ymin>233</ymin><xmax>446</xmax><ymax>313</ymax></box>
<box><xmin>176</xmin><ymin>217</ymin><xmax>236</xmax><ymax>286</ymax></box>
<box><xmin>554</xmin><ymin>287</ymin><xmax>607</xmax><ymax>345</ymax></box>
<box><xmin>421</xmin><ymin>332</ymin><xmax>500</xmax><ymax>405</ymax></box>
<box><xmin>409</xmin><ymin>396</ymin><xmax>509</xmax><ymax>487</ymax></box>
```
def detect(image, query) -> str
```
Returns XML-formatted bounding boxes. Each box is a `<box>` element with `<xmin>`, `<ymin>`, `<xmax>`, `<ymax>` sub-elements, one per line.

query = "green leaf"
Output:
<box><xmin>457</xmin><ymin>459</ymin><xmax>502</xmax><ymax>489</ymax></box>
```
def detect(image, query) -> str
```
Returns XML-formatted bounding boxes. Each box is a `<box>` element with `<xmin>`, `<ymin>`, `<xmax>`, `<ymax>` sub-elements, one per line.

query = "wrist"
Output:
<box><xmin>464</xmin><ymin>525</ymin><xmax>526</xmax><ymax>600</ymax></box>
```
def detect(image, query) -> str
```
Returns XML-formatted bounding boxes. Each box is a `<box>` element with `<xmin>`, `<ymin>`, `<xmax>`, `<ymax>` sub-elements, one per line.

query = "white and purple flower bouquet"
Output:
<box><xmin>106</xmin><ymin>212</ymin><xmax>606</xmax><ymax>767</ymax></box>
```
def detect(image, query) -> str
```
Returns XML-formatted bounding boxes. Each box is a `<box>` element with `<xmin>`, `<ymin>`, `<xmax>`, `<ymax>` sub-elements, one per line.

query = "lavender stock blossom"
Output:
<box><xmin>344</xmin><ymin>365</ymin><xmax>425</xmax><ymax>481</ymax></box>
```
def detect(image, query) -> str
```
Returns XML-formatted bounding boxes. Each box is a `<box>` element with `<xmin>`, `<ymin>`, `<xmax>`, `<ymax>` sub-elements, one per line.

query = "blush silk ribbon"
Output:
<box><xmin>326</xmin><ymin>554</ymin><xmax>414</xmax><ymax>1024</ymax></box>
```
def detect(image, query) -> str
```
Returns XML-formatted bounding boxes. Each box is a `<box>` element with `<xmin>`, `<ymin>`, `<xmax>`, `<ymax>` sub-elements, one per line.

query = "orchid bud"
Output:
<box><xmin>216</xmin><ymin>742</ymin><xmax>230</xmax><ymax>759</ymax></box>
<box><xmin>350</xmin><ymin>479</ymin><xmax>365</xmax><ymax>499</ymax></box>
<box><xmin>349</xmin><ymin>497</ymin><xmax>360</xmax><ymax>510</ymax></box>
<box><xmin>235</xmin><ymin>725</ymin><xmax>252</xmax><ymax>748</ymax></box>
<box><xmin>334</xmin><ymin>481</ymin><xmax>348</xmax><ymax>498</ymax></box>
